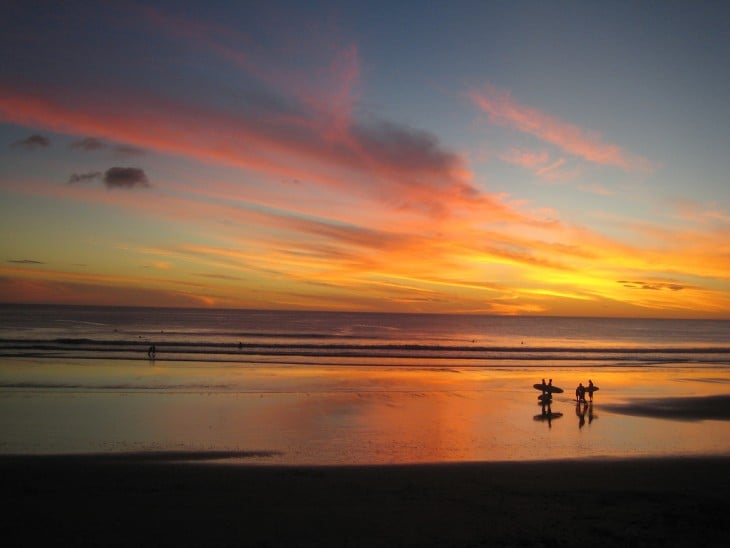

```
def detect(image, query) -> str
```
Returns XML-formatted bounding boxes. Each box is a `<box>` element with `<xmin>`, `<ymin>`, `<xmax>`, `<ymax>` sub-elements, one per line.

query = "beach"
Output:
<box><xmin>3</xmin><ymin>454</ymin><xmax>728</xmax><ymax>547</ymax></box>
<box><xmin>2</xmin><ymin>308</ymin><xmax>730</xmax><ymax>545</ymax></box>
<box><xmin>3</xmin><ymin>372</ymin><xmax>729</xmax><ymax>548</ymax></box>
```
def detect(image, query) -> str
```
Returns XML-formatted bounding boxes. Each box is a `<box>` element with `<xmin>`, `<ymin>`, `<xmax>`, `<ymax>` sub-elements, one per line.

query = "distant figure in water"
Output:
<box><xmin>148</xmin><ymin>344</ymin><xmax>156</xmax><ymax>358</ymax></box>
<box><xmin>588</xmin><ymin>379</ymin><xmax>595</xmax><ymax>401</ymax></box>
<box><xmin>238</xmin><ymin>341</ymin><xmax>243</xmax><ymax>350</ymax></box>
<box><xmin>575</xmin><ymin>382</ymin><xmax>586</xmax><ymax>403</ymax></box>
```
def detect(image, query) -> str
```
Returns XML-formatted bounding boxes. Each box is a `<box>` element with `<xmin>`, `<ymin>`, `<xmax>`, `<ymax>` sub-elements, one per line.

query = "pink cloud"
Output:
<box><xmin>470</xmin><ymin>85</ymin><xmax>654</xmax><ymax>173</ymax></box>
<box><xmin>0</xmin><ymin>81</ymin><xmax>483</xmax><ymax>218</ymax></box>
<box><xmin>500</xmin><ymin>148</ymin><xmax>550</xmax><ymax>169</ymax></box>
<box><xmin>500</xmin><ymin>148</ymin><xmax>580</xmax><ymax>182</ymax></box>
<box><xmin>669</xmin><ymin>198</ymin><xmax>730</xmax><ymax>225</ymax></box>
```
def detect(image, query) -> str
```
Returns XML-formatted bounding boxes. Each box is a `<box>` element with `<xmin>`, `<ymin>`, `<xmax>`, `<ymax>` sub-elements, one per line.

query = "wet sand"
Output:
<box><xmin>3</xmin><ymin>454</ymin><xmax>729</xmax><ymax>547</ymax></box>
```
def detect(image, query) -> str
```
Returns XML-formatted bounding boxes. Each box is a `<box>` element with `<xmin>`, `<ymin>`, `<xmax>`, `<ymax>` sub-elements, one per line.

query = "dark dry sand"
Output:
<box><xmin>2</xmin><ymin>454</ymin><xmax>729</xmax><ymax>547</ymax></box>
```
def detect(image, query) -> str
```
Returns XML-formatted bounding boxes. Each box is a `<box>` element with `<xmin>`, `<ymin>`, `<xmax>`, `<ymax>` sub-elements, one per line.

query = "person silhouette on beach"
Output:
<box><xmin>588</xmin><ymin>379</ymin><xmax>595</xmax><ymax>401</ymax></box>
<box><xmin>575</xmin><ymin>382</ymin><xmax>585</xmax><ymax>403</ymax></box>
<box><xmin>148</xmin><ymin>344</ymin><xmax>156</xmax><ymax>358</ymax></box>
<box><xmin>541</xmin><ymin>378</ymin><xmax>548</xmax><ymax>397</ymax></box>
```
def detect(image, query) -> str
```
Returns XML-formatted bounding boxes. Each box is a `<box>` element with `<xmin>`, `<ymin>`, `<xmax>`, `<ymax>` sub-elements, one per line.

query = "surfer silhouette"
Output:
<box><xmin>575</xmin><ymin>382</ymin><xmax>586</xmax><ymax>403</ymax></box>
<box><xmin>588</xmin><ymin>379</ymin><xmax>595</xmax><ymax>401</ymax></box>
<box><xmin>148</xmin><ymin>344</ymin><xmax>156</xmax><ymax>358</ymax></box>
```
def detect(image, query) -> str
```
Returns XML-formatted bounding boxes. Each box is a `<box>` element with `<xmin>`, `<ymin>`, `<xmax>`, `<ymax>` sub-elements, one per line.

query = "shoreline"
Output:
<box><xmin>4</xmin><ymin>455</ymin><xmax>729</xmax><ymax>547</ymax></box>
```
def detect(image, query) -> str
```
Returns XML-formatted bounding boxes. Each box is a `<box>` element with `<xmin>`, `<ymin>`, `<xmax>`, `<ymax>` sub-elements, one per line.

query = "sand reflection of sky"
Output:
<box><xmin>0</xmin><ymin>358</ymin><xmax>729</xmax><ymax>463</ymax></box>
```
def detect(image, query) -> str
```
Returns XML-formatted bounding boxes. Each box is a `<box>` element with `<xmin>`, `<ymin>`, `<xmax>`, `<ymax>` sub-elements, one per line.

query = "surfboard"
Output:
<box><xmin>585</xmin><ymin>385</ymin><xmax>600</xmax><ymax>393</ymax></box>
<box><xmin>533</xmin><ymin>383</ymin><xmax>564</xmax><ymax>394</ymax></box>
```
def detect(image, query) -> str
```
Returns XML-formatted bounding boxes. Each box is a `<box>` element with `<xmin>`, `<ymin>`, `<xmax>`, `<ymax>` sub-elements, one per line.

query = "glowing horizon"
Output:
<box><xmin>1</xmin><ymin>2</ymin><xmax>729</xmax><ymax>318</ymax></box>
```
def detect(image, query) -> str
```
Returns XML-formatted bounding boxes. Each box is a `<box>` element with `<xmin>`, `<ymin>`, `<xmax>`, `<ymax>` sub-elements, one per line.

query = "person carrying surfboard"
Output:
<box><xmin>588</xmin><ymin>379</ymin><xmax>595</xmax><ymax>401</ymax></box>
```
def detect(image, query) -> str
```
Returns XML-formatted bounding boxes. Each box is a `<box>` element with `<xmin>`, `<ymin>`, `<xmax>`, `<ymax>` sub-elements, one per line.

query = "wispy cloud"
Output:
<box><xmin>500</xmin><ymin>148</ymin><xmax>578</xmax><ymax>182</ymax></box>
<box><xmin>7</xmin><ymin>259</ymin><xmax>45</xmax><ymax>264</ymax></box>
<box><xmin>0</xmin><ymin>273</ymin><xmax>215</xmax><ymax>308</ymax></box>
<box><xmin>11</xmin><ymin>134</ymin><xmax>50</xmax><ymax>149</ymax></box>
<box><xmin>470</xmin><ymin>85</ymin><xmax>654</xmax><ymax>173</ymax></box>
<box><xmin>501</xmin><ymin>148</ymin><xmax>551</xmax><ymax>170</ymax></box>
<box><xmin>669</xmin><ymin>198</ymin><xmax>730</xmax><ymax>225</ymax></box>
<box><xmin>68</xmin><ymin>171</ymin><xmax>103</xmax><ymax>184</ymax></box>
<box><xmin>70</xmin><ymin>137</ymin><xmax>145</xmax><ymax>155</ymax></box>
<box><xmin>68</xmin><ymin>167</ymin><xmax>150</xmax><ymax>189</ymax></box>
<box><xmin>618</xmin><ymin>280</ymin><xmax>686</xmax><ymax>291</ymax></box>
<box><xmin>71</xmin><ymin>137</ymin><xmax>106</xmax><ymax>151</ymax></box>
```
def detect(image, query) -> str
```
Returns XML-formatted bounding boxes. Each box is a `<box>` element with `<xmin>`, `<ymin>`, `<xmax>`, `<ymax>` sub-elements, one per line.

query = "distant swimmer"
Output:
<box><xmin>148</xmin><ymin>344</ymin><xmax>156</xmax><ymax>358</ymax></box>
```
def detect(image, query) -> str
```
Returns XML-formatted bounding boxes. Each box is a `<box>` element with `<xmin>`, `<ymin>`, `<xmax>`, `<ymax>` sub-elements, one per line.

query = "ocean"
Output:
<box><xmin>1</xmin><ymin>304</ymin><xmax>729</xmax><ymax>463</ymax></box>
<box><xmin>1</xmin><ymin>304</ymin><xmax>729</xmax><ymax>368</ymax></box>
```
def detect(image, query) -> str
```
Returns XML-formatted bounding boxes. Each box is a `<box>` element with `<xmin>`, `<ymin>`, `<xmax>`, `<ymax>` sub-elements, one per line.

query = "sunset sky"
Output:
<box><xmin>1</xmin><ymin>1</ymin><xmax>729</xmax><ymax>317</ymax></box>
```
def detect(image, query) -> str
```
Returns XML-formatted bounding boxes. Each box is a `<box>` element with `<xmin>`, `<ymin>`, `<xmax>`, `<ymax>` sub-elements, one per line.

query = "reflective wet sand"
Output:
<box><xmin>1</xmin><ymin>358</ymin><xmax>729</xmax><ymax>463</ymax></box>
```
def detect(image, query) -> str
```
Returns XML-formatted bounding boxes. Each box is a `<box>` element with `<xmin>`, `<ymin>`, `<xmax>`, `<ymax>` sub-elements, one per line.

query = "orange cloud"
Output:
<box><xmin>0</xmin><ymin>267</ymin><xmax>216</xmax><ymax>308</ymax></box>
<box><xmin>470</xmin><ymin>85</ymin><xmax>654</xmax><ymax>172</ymax></box>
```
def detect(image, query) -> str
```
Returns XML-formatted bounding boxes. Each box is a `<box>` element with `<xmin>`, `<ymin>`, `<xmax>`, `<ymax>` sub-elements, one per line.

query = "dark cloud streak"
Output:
<box><xmin>68</xmin><ymin>171</ymin><xmax>102</xmax><ymax>184</ymax></box>
<box><xmin>71</xmin><ymin>138</ymin><xmax>145</xmax><ymax>156</ymax></box>
<box><xmin>12</xmin><ymin>134</ymin><xmax>50</xmax><ymax>149</ymax></box>
<box><xmin>618</xmin><ymin>280</ymin><xmax>685</xmax><ymax>291</ymax></box>
<box><xmin>68</xmin><ymin>167</ymin><xmax>150</xmax><ymax>189</ymax></box>
<box><xmin>8</xmin><ymin>259</ymin><xmax>45</xmax><ymax>264</ymax></box>
<box><xmin>71</xmin><ymin>137</ymin><xmax>105</xmax><ymax>151</ymax></box>
<box><xmin>103</xmin><ymin>167</ymin><xmax>149</xmax><ymax>189</ymax></box>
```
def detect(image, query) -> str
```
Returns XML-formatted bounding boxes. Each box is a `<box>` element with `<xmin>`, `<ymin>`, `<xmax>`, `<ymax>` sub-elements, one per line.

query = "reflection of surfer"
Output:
<box><xmin>544</xmin><ymin>403</ymin><xmax>554</xmax><ymax>428</ymax></box>
<box><xmin>576</xmin><ymin>401</ymin><xmax>586</xmax><ymax>428</ymax></box>
<box><xmin>588</xmin><ymin>402</ymin><xmax>596</xmax><ymax>424</ymax></box>
<box><xmin>535</xmin><ymin>401</ymin><xmax>562</xmax><ymax>428</ymax></box>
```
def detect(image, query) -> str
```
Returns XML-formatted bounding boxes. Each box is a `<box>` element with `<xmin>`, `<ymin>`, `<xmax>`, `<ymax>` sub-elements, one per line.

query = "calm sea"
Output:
<box><xmin>1</xmin><ymin>304</ymin><xmax>728</xmax><ymax>368</ymax></box>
